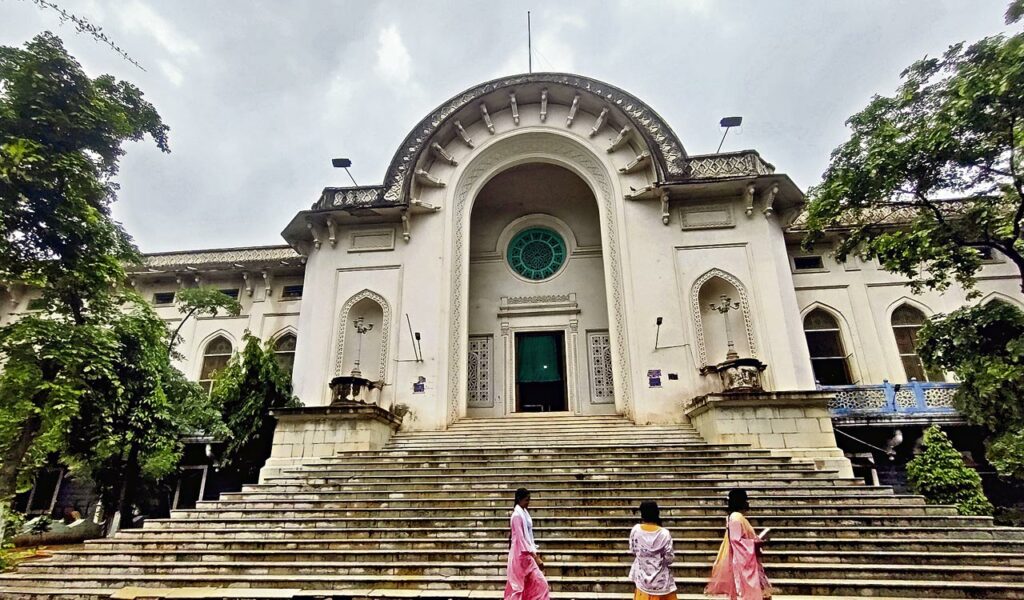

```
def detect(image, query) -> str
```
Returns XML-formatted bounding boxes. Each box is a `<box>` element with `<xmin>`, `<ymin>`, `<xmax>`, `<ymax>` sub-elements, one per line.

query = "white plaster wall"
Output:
<box><xmin>467</xmin><ymin>163</ymin><xmax>611</xmax><ymax>417</ymax></box>
<box><xmin>791</xmin><ymin>244</ymin><xmax>1024</xmax><ymax>385</ymax></box>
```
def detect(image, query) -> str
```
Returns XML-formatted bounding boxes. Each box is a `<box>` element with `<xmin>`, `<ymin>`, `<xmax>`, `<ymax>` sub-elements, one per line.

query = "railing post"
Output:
<box><xmin>882</xmin><ymin>379</ymin><xmax>897</xmax><ymax>412</ymax></box>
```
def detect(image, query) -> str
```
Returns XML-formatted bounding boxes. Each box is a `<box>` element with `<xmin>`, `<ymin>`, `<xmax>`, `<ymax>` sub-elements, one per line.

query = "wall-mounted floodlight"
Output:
<box><xmin>332</xmin><ymin>157</ymin><xmax>359</xmax><ymax>186</ymax></box>
<box><xmin>716</xmin><ymin>116</ymin><xmax>743</xmax><ymax>153</ymax></box>
<box><xmin>655</xmin><ymin>316</ymin><xmax>663</xmax><ymax>349</ymax></box>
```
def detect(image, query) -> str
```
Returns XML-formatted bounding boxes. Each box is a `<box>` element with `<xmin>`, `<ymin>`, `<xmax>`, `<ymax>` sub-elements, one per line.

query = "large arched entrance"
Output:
<box><xmin>466</xmin><ymin>162</ymin><xmax>614</xmax><ymax>417</ymax></box>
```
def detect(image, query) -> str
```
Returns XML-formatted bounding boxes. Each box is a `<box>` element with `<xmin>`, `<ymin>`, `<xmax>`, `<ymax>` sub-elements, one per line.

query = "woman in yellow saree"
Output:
<box><xmin>705</xmin><ymin>489</ymin><xmax>772</xmax><ymax>599</ymax></box>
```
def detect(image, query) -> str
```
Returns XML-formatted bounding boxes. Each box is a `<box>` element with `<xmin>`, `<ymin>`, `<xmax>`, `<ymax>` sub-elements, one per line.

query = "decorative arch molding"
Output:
<box><xmin>885</xmin><ymin>296</ymin><xmax>934</xmax><ymax>321</ymax></box>
<box><xmin>269</xmin><ymin>325</ymin><xmax>298</xmax><ymax>344</ymax></box>
<box><xmin>382</xmin><ymin>73</ymin><xmax>688</xmax><ymax>203</ymax></box>
<box><xmin>447</xmin><ymin>131</ymin><xmax>631</xmax><ymax>424</ymax></box>
<box><xmin>334</xmin><ymin>289</ymin><xmax>392</xmax><ymax>382</ymax></box>
<box><xmin>979</xmin><ymin>291</ymin><xmax>1024</xmax><ymax>309</ymax></box>
<box><xmin>690</xmin><ymin>269</ymin><xmax>757</xmax><ymax>367</ymax></box>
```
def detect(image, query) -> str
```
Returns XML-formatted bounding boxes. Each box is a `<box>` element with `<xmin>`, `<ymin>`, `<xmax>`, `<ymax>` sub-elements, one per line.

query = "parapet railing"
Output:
<box><xmin>817</xmin><ymin>380</ymin><xmax>959</xmax><ymax>416</ymax></box>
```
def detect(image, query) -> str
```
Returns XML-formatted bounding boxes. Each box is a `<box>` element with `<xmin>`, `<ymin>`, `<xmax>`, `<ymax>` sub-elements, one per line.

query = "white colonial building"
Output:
<box><xmin>3</xmin><ymin>73</ymin><xmax>1020</xmax><ymax>510</ymax></box>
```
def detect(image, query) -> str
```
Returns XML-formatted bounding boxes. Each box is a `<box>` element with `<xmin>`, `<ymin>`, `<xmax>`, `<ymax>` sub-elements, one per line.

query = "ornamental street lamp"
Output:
<box><xmin>350</xmin><ymin>316</ymin><xmax>375</xmax><ymax>378</ymax></box>
<box><xmin>709</xmin><ymin>294</ymin><xmax>741</xmax><ymax>361</ymax></box>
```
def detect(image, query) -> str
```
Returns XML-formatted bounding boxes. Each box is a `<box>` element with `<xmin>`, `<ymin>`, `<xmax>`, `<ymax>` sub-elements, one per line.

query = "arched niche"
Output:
<box><xmin>691</xmin><ymin>270</ymin><xmax>756</xmax><ymax>367</ymax></box>
<box><xmin>335</xmin><ymin>291</ymin><xmax>390</xmax><ymax>382</ymax></box>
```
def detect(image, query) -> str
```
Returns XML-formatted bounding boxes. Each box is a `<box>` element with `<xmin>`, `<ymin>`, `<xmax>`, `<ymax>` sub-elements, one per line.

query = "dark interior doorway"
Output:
<box><xmin>515</xmin><ymin>331</ymin><xmax>567</xmax><ymax>412</ymax></box>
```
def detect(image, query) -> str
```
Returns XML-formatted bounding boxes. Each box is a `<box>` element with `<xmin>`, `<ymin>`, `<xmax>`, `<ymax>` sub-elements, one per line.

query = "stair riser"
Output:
<box><xmin>283</xmin><ymin>459</ymin><xmax>812</xmax><ymax>474</ymax></box>
<box><xmin>258</xmin><ymin>476</ymin><xmax>853</xmax><ymax>490</ymax></box>
<box><xmin>332</xmin><ymin>449</ymin><xmax>773</xmax><ymax>460</ymax></box>
<box><xmin>19</xmin><ymin>563</ymin><xmax>1024</xmax><ymax>583</ymax></box>
<box><xmin>170</xmin><ymin>505</ymin><xmax>956</xmax><ymax>520</ymax></box>
<box><xmin>4</xmin><ymin>578</ymin><xmax>1022</xmax><ymax>599</ymax></box>
<box><xmin>240</xmin><ymin>481</ymin><xmax>877</xmax><ymax>496</ymax></box>
<box><xmin>209</xmin><ymin>495</ymin><xmax>912</xmax><ymax>508</ymax></box>
<box><xmin>277</xmin><ymin>464</ymin><xmax>819</xmax><ymax>478</ymax></box>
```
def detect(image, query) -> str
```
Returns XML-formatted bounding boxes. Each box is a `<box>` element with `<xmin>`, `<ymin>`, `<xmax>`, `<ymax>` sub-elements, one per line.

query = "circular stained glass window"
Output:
<box><xmin>507</xmin><ymin>227</ymin><xmax>567</xmax><ymax>281</ymax></box>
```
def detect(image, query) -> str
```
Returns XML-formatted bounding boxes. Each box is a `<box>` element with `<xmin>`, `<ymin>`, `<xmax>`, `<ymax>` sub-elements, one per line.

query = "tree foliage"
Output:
<box><xmin>919</xmin><ymin>301</ymin><xmax>1024</xmax><ymax>478</ymax></box>
<box><xmin>167</xmin><ymin>287</ymin><xmax>241</xmax><ymax>355</ymax></box>
<box><xmin>802</xmin><ymin>23</ymin><xmax>1024</xmax><ymax>294</ymax></box>
<box><xmin>907</xmin><ymin>426</ymin><xmax>994</xmax><ymax>516</ymax></box>
<box><xmin>0</xmin><ymin>32</ymin><xmax>168</xmax><ymax>526</ymax></box>
<box><xmin>63</xmin><ymin>302</ymin><xmax>224</xmax><ymax>528</ymax></box>
<box><xmin>210</xmin><ymin>334</ymin><xmax>298</xmax><ymax>484</ymax></box>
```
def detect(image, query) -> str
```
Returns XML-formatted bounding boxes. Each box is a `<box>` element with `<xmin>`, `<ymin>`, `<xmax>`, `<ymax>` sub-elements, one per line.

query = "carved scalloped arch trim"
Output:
<box><xmin>382</xmin><ymin>73</ymin><xmax>688</xmax><ymax>203</ymax></box>
<box><xmin>335</xmin><ymin>289</ymin><xmax>392</xmax><ymax>382</ymax></box>
<box><xmin>448</xmin><ymin>133</ymin><xmax>631</xmax><ymax>423</ymax></box>
<box><xmin>690</xmin><ymin>269</ymin><xmax>757</xmax><ymax>367</ymax></box>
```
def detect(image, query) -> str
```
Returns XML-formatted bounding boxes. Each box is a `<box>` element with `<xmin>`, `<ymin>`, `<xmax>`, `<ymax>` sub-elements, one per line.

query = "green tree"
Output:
<box><xmin>211</xmin><ymin>334</ymin><xmax>298</xmax><ymax>484</ymax></box>
<box><xmin>63</xmin><ymin>302</ymin><xmax>223</xmax><ymax>531</ymax></box>
<box><xmin>907</xmin><ymin>426</ymin><xmax>994</xmax><ymax>516</ymax></box>
<box><xmin>802</xmin><ymin>20</ymin><xmax>1024</xmax><ymax>294</ymax></box>
<box><xmin>167</xmin><ymin>287</ymin><xmax>241</xmax><ymax>355</ymax></box>
<box><xmin>919</xmin><ymin>301</ymin><xmax>1024</xmax><ymax>478</ymax></box>
<box><xmin>0</xmin><ymin>32</ymin><xmax>167</xmax><ymax>534</ymax></box>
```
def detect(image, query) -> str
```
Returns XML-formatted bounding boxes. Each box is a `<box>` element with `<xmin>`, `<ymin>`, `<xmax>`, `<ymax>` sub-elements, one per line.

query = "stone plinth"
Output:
<box><xmin>260</xmin><ymin>402</ymin><xmax>402</xmax><ymax>481</ymax></box>
<box><xmin>685</xmin><ymin>390</ymin><xmax>853</xmax><ymax>478</ymax></box>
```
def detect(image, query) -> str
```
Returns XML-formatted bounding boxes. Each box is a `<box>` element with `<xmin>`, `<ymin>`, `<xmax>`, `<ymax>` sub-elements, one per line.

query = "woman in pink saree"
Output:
<box><xmin>705</xmin><ymin>489</ymin><xmax>772</xmax><ymax>599</ymax></box>
<box><xmin>505</xmin><ymin>487</ymin><xmax>550</xmax><ymax>600</ymax></box>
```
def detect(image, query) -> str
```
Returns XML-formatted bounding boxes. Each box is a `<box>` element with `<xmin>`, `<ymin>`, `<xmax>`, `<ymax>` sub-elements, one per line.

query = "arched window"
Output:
<box><xmin>803</xmin><ymin>309</ymin><xmax>853</xmax><ymax>385</ymax></box>
<box><xmin>273</xmin><ymin>333</ymin><xmax>297</xmax><ymax>377</ymax></box>
<box><xmin>199</xmin><ymin>336</ymin><xmax>233</xmax><ymax>393</ymax></box>
<box><xmin>891</xmin><ymin>305</ymin><xmax>945</xmax><ymax>382</ymax></box>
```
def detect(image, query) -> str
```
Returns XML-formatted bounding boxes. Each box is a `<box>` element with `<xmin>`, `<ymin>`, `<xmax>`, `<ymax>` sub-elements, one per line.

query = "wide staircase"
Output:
<box><xmin>3</xmin><ymin>414</ymin><xmax>1024</xmax><ymax>599</ymax></box>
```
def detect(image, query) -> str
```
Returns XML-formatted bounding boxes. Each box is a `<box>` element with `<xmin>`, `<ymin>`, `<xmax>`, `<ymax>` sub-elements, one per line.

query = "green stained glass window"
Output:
<box><xmin>507</xmin><ymin>227</ymin><xmax>567</xmax><ymax>281</ymax></box>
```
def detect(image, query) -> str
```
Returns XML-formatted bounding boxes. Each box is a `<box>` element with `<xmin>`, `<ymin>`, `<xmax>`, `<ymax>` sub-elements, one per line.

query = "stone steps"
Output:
<box><xmin>16</xmin><ymin>558</ymin><xmax>1024</xmax><ymax>583</ymax></box>
<box><xmin>3</xmin><ymin>572</ymin><xmax>1024</xmax><ymax>598</ymax></box>
<box><xmin>54</xmin><ymin>547</ymin><xmax>1024</xmax><ymax>567</ymax></box>
<box><xmin>3</xmin><ymin>417</ymin><xmax>1024</xmax><ymax>599</ymax></box>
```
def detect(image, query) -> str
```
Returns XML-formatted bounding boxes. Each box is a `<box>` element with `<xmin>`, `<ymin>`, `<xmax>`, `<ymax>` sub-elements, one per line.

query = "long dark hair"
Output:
<box><xmin>514</xmin><ymin>487</ymin><xmax>530</xmax><ymax>508</ymax></box>
<box><xmin>639</xmin><ymin>500</ymin><xmax>662</xmax><ymax>526</ymax></box>
<box><xmin>727</xmin><ymin>489</ymin><xmax>750</xmax><ymax>514</ymax></box>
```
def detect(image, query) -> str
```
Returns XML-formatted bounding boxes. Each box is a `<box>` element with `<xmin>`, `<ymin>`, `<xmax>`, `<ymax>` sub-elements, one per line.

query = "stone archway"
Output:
<box><xmin>446</xmin><ymin>130</ymin><xmax>633</xmax><ymax>424</ymax></box>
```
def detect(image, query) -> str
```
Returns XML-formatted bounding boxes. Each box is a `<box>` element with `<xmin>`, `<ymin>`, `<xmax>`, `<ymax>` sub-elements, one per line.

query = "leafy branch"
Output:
<box><xmin>23</xmin><ymin>0</ymin><xmax>145</xmax><ymax>71</ymax></box>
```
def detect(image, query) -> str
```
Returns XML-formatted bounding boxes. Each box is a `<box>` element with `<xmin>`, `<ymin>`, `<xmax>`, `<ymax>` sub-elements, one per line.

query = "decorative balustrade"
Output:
<box><xmin>818</xmin><ymin>380</ymin><xmax>959</xmax><ymax>416</ymax></box>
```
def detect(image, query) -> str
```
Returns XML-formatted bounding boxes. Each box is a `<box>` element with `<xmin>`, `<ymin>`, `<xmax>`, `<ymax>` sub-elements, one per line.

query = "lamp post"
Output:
<box><xmin>709</xmin><ymin>294</ymin><xmax>741</xmax><ymax>361</ymax></box>
<box><xmin>350</xmin><ymin>316</ymin><xmax>375</xmax><ymax>378</ymax></box>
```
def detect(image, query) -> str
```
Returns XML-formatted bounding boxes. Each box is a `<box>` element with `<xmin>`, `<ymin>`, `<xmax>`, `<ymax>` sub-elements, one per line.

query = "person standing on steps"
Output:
<box><xmin>505</xmin><ymin>487</ymin><xmax>550</xmax><ymax>600</ymax></box>
<box><xmin>705</xmin><ymin>489</ymin><xmax>773</xmax><ymax>600</ymax></box>
<box><xmin>628</xmin><ymin>500</ymin><xmax>677</xmax><ymax>600</ymax></box>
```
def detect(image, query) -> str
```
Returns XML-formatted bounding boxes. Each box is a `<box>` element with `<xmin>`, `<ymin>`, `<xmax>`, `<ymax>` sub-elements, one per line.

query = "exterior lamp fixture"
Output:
<box><xmin>332</xmin><ymin>157</ymin><xmax>359</xmax><ymax>186</ymax></box>
<box><xmin>350</xmin><ymin>316</ymin><xmax>375</xmax><ymax>378</ymax></box>
<box><xmin>709</xmin><ymin>294</ymin><xmax>741</xmax><ymax>361</ymax></box>
<box><xmin>716</xmin><ymin>116</ymin><xmax>743</xmax><ymax>153</ymax></box>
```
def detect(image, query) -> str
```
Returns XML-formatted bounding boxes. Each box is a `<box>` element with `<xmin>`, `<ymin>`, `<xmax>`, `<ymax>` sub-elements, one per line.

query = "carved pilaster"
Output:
<box><xmin>501</xmin><ymin>321</ymin><xmax>513</xmax><ymax>415</ymax></box>
<box><xmin>453</xmin><ymin>120</ymin><xmax>474</xmax><ymax>148</ymax></box>
<box><xmin>326</xmin><ymin>217</ymin><xmax>337</xmax><ymax>248</ymax></box>
<box><xmin>566</xmin><ymin>94</ymin><xmax>580</xmax><ymax>127</ymax></box>
<box><xmin>744</xmin><ymin>184</ymin><xmax>756</xmax><ymax>217</ymax></box>
<box><xmin>262</xmin><ymin>270</ymin><xmax>272</xmax><ymax>299</ymax></box>
<box><xmin>590</xmin><ymin>107</ymin><xmax>609</xmax><ymax>137</ymax></box>
<box><xmin>761</xmin><ymin>183</ymin><xmax>779</xmax><ymax>217</ymax></box>
<box><xmin>660</xmin><ymin>190</ymin><xmax>671</xmax><ymax>225</ymax></box>
<box><xmin>401</xmin><ymin>210</ymin><xmax>411</xmax><ymax>242</ymax></box>
<box><xmin>430</xmin><ymin>142</ymin><xmax>458</xmax><ymax>166</ymax></box>
<box><xmin>619</xmin><ymin>151</ymin><xmax>651</xmax><ymax>174</ymax></box>
<box><xmin>479</xmin><ymin>103</ymin><xmax>494</xmax><ymax>134</ymax></box>
<box><xmin>509</xmin><ymin>92</ymin><xmax>519</xmax><ymax>125</ymax></box>
<box><xmin>306</xmin><ymin>218</ymin><xmax>322</xmax><ymax>250</ymax></box>
<box><xmin>607</xmin><ymin>125</ymin><xmax>633</xmax><ymax>153</ymax></box>
<box><xmin>414</xmin><ymin>169</ymin><xmax>446</xmax><ymax>188</ymax></box>
<box><xmin>539</xmin><ymin>89</ymin><xmax>548</xmax><ymax>122</ymax></box>
<box><xmin>242</xmin><ymin>272</ymin><xmax>254</xmax><ymax>297</ymax></box>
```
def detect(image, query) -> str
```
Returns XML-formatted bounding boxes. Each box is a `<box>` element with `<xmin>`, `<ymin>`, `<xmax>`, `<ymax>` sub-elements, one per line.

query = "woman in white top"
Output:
<box><xmin>628</xmin><ymin>500</ymin><xmax>677</xmax><ymax>600</ymax></box>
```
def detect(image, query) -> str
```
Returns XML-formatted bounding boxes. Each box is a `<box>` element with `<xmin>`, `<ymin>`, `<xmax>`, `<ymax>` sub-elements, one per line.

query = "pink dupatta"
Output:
<box><xmin>504</xmin><ymin>506</ymin><xmax>550</xmax><ymax>600</ymax></box>
<box><xmin>705</xmin><ymin>512</ymin><xmax>772</xmax><ymax>599</ymax></box>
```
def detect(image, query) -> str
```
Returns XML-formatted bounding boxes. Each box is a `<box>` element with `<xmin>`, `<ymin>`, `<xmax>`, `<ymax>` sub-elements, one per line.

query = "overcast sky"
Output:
<box><xmin>1</xmin><ymin>0</ymin><xmax>1016</xmax><ymax>252</ymax></box>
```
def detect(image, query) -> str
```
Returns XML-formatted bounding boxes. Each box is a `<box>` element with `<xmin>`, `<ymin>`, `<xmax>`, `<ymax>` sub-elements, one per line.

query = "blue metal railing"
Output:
<box><xmin>817</xmin><ymin>380</ymin><xmax>959</xmax><ymax>416</ymax></box>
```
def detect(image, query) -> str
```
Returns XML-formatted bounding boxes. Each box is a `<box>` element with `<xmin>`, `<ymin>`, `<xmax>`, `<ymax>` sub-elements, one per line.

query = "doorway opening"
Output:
<box><xmin>515</xmin><ymin>331</ymin><xmax>567</xmax><ymax>412</ymax></box>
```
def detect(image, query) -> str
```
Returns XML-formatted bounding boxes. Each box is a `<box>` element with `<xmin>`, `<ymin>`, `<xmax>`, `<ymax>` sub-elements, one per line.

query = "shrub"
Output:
<box><xmin>907</xmin><ymin>426</ymin><xmax>993</xmax><ymax>516</ymax></box>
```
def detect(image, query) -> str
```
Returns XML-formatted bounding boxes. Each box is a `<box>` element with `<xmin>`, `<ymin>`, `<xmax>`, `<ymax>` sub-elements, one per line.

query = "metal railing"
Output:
<box><xmin>817</xmin><ymin>380</ymin><xmax>959</xmax><ymax>416</ymax></box>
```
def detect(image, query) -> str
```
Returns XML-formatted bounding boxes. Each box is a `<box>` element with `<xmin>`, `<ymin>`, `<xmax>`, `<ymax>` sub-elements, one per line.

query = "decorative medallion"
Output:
<box><xmin>507</xmin><ymin>227</ymin><xmax>567</xmax><ymax>281</ymax></box>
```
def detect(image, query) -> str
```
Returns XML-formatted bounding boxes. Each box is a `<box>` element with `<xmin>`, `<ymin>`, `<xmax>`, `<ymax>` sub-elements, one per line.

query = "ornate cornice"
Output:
<box><xmin>380</xmin><ymin>72</ymin><xmax>689</xmax><ymax>205</ymax></box>
<box><xmin>685</xmin><ymin>151</ymin><xmax>775</xmax><ymax>179</ymax></box>
<box><xmin>135</xmin><ymin>245</ymin><xmax>301</xmax><ymax>271</ymax></box>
